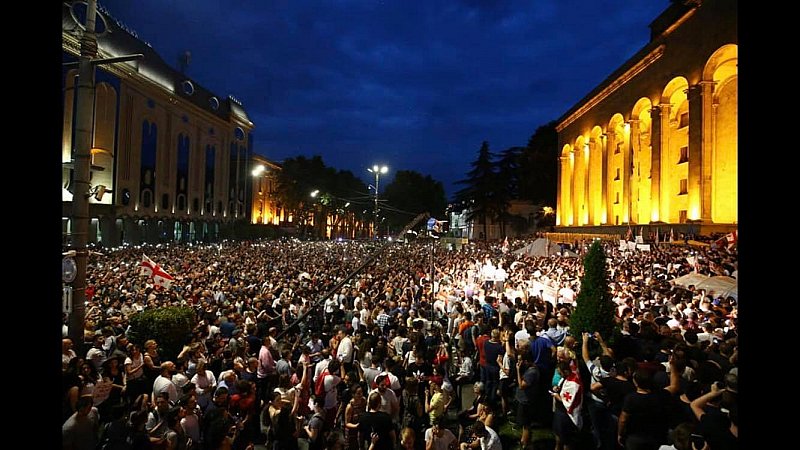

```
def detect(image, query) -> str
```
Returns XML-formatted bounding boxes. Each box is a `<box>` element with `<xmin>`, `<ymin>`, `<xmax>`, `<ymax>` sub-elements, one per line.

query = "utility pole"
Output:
<box><xmin>67</xmin><ymin>0</ymin><xmax>99</xmax><ymax>347</ymax></box>
<box><xmin>66</xmin><ymin>0</ymin><xmax>141</xmax><ymax>346</ymax></box>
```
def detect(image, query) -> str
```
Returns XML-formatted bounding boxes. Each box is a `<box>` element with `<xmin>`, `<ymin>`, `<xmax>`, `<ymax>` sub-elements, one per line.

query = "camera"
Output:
<box><xmin>690</xmin><ymin>433</ymin><xmax>705</xmax><ymax>449</ymax></box>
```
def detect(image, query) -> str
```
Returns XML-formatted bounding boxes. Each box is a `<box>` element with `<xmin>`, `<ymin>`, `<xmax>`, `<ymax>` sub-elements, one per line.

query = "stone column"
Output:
<box><xmin>622</xmin><ymin>122</ymin><xmax>633</xmax><ymax>224</ymax></box>
<box><xmin>600</xmin><ymin>133</ymin><xmax>608</xmax><ymax>224</ymax></box>
<box><xmin>605</xmin><ymin>131</ymin><xmax>616</xmax><ymax>225</ymax></box>
<box><xmin>145</xmin><ymin>218</ymin><xmax>159</xmax><ymax>244</ymax></box>
<box><xmin>699</xmin><ymin>81</ymin><xmax>716</xmax><ymax>222</ymax></box>
<box><xmin>558</xmin><ymin>155</ymin><xmax>569</xmax><ymax>226</ymax></box>
<box><xmin>650</xmin><ymin>104</ymin><xmax>669</xmax><ymax>222</ymax></box>
<box><xmin>584</xmin><ymin>140</ymin><xmax>591</xmax><ymax>225</ymax></box>
<box><xmin>122</xmin><ymin>217</ymin><xmax>137</xmax><ymax>245</ymax></box>
<box><xmin>687</xmin><ymin>84</ymin><xmax>704</xmax><ymax>222</ymax></box>
<box><xmin>99</xmin><ymin>215</ymin><xmax>119</xmax><ymax>247</ymax></box>
<box><xmin>628</xmin><ymin>118</ymin><xmax>640</xmax><ymax>224</ymax></box>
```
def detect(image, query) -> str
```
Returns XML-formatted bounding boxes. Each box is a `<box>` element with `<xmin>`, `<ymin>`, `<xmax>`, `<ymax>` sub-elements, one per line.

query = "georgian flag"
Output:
<box><xmin>725</xmin><ymin>230</ymin><xmax>737</xmax><ymax>250</ymax></box>
<box><xmin>558</xmin><ymin>372</ymin><xmax>583</xmax><ymax>429</ymax></box>
<box><xmin>140</xmin><ymin>254</ymin><xmax>174</xmax><ymax>289</ymax></box>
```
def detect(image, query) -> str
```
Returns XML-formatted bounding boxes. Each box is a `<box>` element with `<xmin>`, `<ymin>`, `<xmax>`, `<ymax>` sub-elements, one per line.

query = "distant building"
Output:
<box><xmin>249</xmin><ymin>156</ymin><xmax>284</xmax><ymax>226</ymax></box>
<box><xmin>448</xmin><ymin>200</ymin><xmax>540</xmax><ymax>240</ymax></box>
<box><xmin>62</xmin><ymin>1</ymin><xmax>254</xmax><ymax>245</ymax></box>
<box><xmin>555</xmin><ymin>0</ymin><xmax>737</xmax><ymax>235</ymax></box>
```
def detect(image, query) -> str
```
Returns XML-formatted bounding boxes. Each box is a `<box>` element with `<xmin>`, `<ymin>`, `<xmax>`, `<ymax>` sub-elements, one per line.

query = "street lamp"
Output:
<box><xmin>367</xmin><ymin>165</ymin><xmax>388</xmax><ymax>238</ymax></box>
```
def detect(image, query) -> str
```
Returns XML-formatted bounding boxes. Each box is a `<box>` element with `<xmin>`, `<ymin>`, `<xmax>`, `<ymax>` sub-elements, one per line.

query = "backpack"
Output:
<box><xmin>315</xmin><ymin>369</ymin><xmax>329</xmax><ymax>398</ymax></box>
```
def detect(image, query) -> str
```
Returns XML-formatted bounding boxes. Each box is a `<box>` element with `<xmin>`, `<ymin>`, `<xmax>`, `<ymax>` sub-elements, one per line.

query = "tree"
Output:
<box><xmin>454</xmin><ymin>141</ymin><xmax>496</xmax><ymax>241</ymax></box>
<box><xmin>275</xmin><ymin>155</ymin><xmax>337</xmax><ymax>238</ymax></box>
<box><xmin>493</xmin><ymin>146</ymin><xmax>523</xmax><ymax>237</ymax></box>
<box><xmin>519</xmin><ymin>121</ymin><xmax>558</xmax><ymax>205</ymax></box>
<box><xmin>382</xmin><ymin>170</ymin><xmax>447</xmax><ymax>235</ymax></box>
<box><xmin>569</xmin><ymin>241</ymin><xmax>617</xmax><ymax>350</ymax></box>
<box><xmin>127</xmin><ymin>306</ymin><xmax>196</xmax><ymax>361</ymax></box>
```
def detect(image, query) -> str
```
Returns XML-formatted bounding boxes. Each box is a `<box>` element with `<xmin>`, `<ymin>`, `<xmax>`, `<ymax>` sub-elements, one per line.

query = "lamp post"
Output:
<box><xmin>367</xmin><ymin>165</ymin><xmax>388</xmax><ymax>238</ymax></box>
<box><xmin>66</xmin><ymin>0</ymin><xmax>142</xmax><ymax>346</ymax></box>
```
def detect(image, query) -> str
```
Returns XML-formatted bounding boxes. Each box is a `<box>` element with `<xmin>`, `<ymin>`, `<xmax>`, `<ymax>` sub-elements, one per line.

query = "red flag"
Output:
<box><xmin>141</xmin><ymin>254</ymin><xmax>174</xmax><ymax>289</ymax></box>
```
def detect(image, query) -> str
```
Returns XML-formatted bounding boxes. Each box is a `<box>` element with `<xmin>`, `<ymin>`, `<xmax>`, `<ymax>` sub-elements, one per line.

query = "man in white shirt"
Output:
<box><xmin>336</xmin><ymin>327</ymin><xmax>355</xmax><ymax>372</ymax></box>
<box><xmin>369</xmin><ymin>374</ymin><xmax>400</xmax><ymax>423</ymax></box>
<box><xmin>425</xmin><ymin>418</ymin><xmax>457</xmax><ymax>450</ymax></box>
<box><xmin>459</xmin><ymin>420</ymin><xmax>501</xmax><ymax>450</ymax></box>
<box><xmin>152</xmin><ymin>361</ymin><xmax>178</xmax><ymax>405</ymax></box>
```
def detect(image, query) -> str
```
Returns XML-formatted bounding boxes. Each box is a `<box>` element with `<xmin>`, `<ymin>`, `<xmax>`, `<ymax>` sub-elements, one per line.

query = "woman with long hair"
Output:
<box><xmin>343</xmin><ymin>382</ymin><xmax>367</xmax><ymax>450</ymax></box>
<box><xmin>125</xmin><ymin>343</ymin><xmax>148</xmax><ymax>404</ymax></box>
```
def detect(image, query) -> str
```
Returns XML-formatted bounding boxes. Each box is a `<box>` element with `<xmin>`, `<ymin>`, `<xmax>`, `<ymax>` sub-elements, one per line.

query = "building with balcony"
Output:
<box><xmin>555</xmin><ymin>0</ymin><xmax>737</xmax><ymax>237</ymax></box>
<box><xmin>62</xmin><ymin>1</ymin><xmax>254</xmax><ymax>245</ymax></box>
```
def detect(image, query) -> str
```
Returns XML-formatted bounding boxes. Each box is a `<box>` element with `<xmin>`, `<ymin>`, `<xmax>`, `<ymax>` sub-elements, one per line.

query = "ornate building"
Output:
<box><xmin>250</xmin><ymin>155</ymin><xmax>284</xmax><ymax>226</ymax></box>
<box><xmin>555</xmin><ymin>0</ymin><xmax>736</xmax><ymax>233</ymax></box>
<box><xmin>62</xmin><ymin>1</ymin><xmax>255</xmax><ymax>245</ymax></box>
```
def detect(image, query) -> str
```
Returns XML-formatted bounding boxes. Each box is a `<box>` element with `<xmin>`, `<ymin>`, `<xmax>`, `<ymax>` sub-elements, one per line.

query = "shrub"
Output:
<box><xmin>127</xmin><ymin>306</ymin><xmax>196</xmax><ymax>361</ymax></box>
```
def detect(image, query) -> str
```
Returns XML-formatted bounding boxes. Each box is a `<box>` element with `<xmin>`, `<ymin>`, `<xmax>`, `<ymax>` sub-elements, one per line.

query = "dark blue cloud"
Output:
<box><xmin>99</xmin><ymin>0</ymin><xmax>669</xmax><ymax>198</ymax></box>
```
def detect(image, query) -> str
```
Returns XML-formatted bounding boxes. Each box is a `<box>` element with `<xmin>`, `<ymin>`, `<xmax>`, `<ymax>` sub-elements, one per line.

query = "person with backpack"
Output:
<box><xmin>315</xmin><ymin>358</ymin><xmax>344</xmax><ymax>432</ymax></box>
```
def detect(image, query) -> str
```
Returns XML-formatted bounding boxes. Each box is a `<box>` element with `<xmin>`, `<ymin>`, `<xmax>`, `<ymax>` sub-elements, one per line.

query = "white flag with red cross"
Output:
<box><xmin>141</xmin><ymin>254</ymin><xmax>174</xmax><ymax>289</ymax></box>
<box><xmin>559</xmin><ymin>372</ymin><xmax>583</xmax><ymax>428</ymax></box>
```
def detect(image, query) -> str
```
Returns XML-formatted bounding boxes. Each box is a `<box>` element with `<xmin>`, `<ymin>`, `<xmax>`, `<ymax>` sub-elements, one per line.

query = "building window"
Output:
<box><xmin>678</xmin><ymin>146</ymin><xmax>688</xmax><ymax>164</ymax></box>
<box><xmin>679</xmin><ymin>210</ymin><xmax>688</xmax><ymax>223</ymax></box>
<box><xmin>615</xmin><ymin>215</ymin><xmax>619</xmax><ymax>225</ymax></box>
<box><xmin>615</xmin><ymin>142</ymin><xmax>621</xmax><ymax>154</ymax></box>
<box><xmin>614</xmin><ymin>168</ymin><xmax>620</xmax><ymax>181</ymax></box>
<box><xmin>614</xmin><ymin>192</ymin><xmax>620</xmax><ymax>204</ymax></box>
<box><xmin>678</xmin><ymin>112</ymin><xmax>689</xmax><ymax>129</ymax></box>
<box><xmin>121</xmin><ymin>189</ymin><xmax>131</xmax><ymax>206</ymax></box>
<box><xmin>679</xmin><ymin>179</ymin><xmax>688</xmax><ymax>195</ymax></box>
<box><xmin>142</xmin><ymin>190</ymin><xmax>152</xmax><ymax>208</ymax></box>
<box><xmin>193</xmin><ymin>198</ymin><xmax>200</xmax><ymax>213</ymax></box>
<box><xmin>161</xmin><ymin>194</ymin><xmax>169</xmax><ymax>209</ymax></box>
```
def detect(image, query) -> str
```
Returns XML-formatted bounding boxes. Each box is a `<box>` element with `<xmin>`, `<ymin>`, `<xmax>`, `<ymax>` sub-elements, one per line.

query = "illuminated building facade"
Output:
<box><xmin>62</xmin><ymin>1</ymin><xmax>254</xmax><ymax>245</ymax></box>
<box><xmin>555</xmin><ymin>0</ymin><xmax>737</xmax><ymax>232</ymax></box>
<box><xmin>250</xmin><ymin>156</ymin><xmax>285</xmax><ymax>226</ymax></box>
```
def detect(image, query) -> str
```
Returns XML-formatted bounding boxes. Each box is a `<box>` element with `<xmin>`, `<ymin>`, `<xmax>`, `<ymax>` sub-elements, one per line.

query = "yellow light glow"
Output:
<box><xmin>651</xmin><ymin>209</ymin><xmax>659</xmax><ymax>222</ymax></box>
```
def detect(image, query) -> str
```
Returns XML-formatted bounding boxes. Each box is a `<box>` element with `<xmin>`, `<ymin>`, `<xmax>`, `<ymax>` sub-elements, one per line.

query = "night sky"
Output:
<box><xmin>98</xmin><ymin>0</ymin><xmax>670</xmax><ymax>199</ymax></box>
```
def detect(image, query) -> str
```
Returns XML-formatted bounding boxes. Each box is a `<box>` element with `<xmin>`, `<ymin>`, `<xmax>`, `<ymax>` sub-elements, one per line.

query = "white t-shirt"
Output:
<box><xmin>424</xmin><ymin>427</ymin><xmax>457</xmax><ymax>450</ymax></box>
<box><xmin>478</xmin><ymin>426</ymin><xmax>502</xmax><ymax>450</ymax></box>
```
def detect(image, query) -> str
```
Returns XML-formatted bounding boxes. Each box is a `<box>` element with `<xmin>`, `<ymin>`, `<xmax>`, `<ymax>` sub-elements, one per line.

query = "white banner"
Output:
<box><xmin>92</xmin><ymin>379</ymin><xmax>113</xmax><ymax>406</ymax></box>
<box><xmin>636</xmin><ymin>244</ymin><xmax>651</xmax><ymax>252</ymax></box>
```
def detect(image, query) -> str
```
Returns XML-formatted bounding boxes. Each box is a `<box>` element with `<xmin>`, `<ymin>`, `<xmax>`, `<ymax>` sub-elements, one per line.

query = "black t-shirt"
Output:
<box><xmin>621</xmin><ymin>389</ymin><xmax>673</xmax><ymax>443</ymax></box>
<box><xmin>599</xmin><ymin>377</ymin><xmax>635</xmax><ymax>416</ymax></box>
<box><xmin>358</xmin><ymin>411</ymin><xmax>394</xmax><ymax>450</ymax></box>
<box><xmin>697</xmin><ymin>410</ymin><xmax>737</xmax><ymax>450</ymax></box>
<box><xmin>483</xmin><ymin>340</ymin><xmax>505</xmax><ymax>369</ymax></box>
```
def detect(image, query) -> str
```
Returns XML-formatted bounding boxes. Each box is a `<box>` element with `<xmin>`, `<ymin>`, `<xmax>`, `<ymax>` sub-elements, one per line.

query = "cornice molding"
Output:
<box><xmin>556</xmin><ymin>44</ymin><xmax>665</xmax><ymax>133</ymax></box>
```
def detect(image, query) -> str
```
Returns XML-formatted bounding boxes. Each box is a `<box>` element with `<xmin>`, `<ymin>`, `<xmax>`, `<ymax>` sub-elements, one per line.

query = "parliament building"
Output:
<box><xmin>555</xmin><ymin>0</ymin><xmax>736</xmax><ymax>236</ymax></box>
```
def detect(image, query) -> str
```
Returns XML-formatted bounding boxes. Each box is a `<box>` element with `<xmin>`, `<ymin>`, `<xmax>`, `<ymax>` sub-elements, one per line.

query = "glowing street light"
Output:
<box><xmin>367</xmin><ymin>165</ymin><xmax>388</xmax><ymax>237</ymax></box>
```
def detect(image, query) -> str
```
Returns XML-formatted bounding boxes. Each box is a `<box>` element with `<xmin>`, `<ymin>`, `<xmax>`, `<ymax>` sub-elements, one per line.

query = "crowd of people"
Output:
<box><xmin>62</xmin><ymin>235</ymin><xmax>738</xmax><ymax>450</ymax></box>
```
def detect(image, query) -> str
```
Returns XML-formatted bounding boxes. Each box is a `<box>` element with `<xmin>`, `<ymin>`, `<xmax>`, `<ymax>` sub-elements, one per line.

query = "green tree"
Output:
<box><xmin>519</xmin><ymin>121</ymin><xmax>558</xmax><ymax>205</ymax></box>
<box><xmin>569</xmin><ymin>241</ymin><xmax>617</xmax><ymax>350</ymax></box>
<box><xmin>454</xmin><ymin>141</ymin><xmax>496</xmax><ymax>241</ymax></box>
<box><xmin>127</xmin><ymin>306</ymin><xmax>196</xmax><ymax>361</ymax></box>
<box><xmin>275</xmin><ymin>155</ymin><xmax>337</xmax><ymax>238</ymax></box>
<box><xmin>493</xmin><ymin>146</ymin><xmax>523</xmax><ymax>237</ymax></box>
<box><xmin>382</xmin><ymin>170</ymin><xmax>447</xmax><ymax>235</ymax></box>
